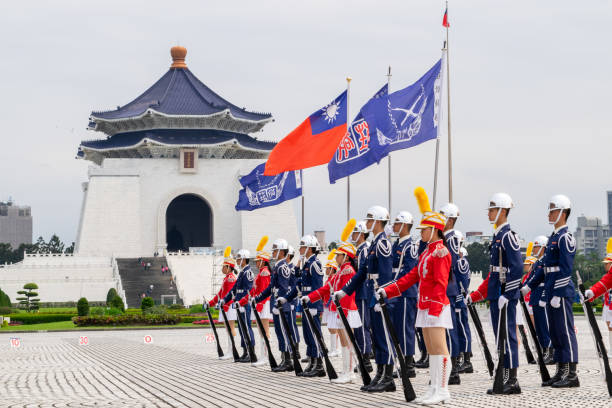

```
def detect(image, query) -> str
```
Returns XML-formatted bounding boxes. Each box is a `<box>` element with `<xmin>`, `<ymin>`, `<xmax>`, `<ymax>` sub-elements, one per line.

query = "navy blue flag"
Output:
<box><xmin>235</xmin><ymin>163</ymin><xmax>302</xmax><ymax>211</ymax></box>
<box><xmin>327</xmin><ymin>84</ymin><xmax>388</xmax><ymax>184</ymax></box>
<box><xmin>361</xmin><ymin>58</ymin><xmax>443</xmax><ymax>156</ymax></box>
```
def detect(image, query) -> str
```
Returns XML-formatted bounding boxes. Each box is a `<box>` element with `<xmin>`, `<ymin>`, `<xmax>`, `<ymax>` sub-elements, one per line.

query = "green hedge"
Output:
<box><xmin>72</xmin><ymin>314</ymin><xmax>181</xmax><ymax>326</ymax></box>
<box><xmin>9</xmin><ymin>313</ymin><xmax>76</xmax><ymax>324</ymax></box>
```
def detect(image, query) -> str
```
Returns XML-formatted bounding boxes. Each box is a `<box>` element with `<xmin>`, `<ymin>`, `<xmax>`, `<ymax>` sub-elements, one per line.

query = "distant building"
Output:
<box><xmin>314</xmin><ymin>230</ymin><xmax>326</xmax><ymax>251</ymax></box>
<box><xmin>0</xmin><ymin>200</ymin><xmax>32</xmax><ymax>249</ymax></box>
<box><xmin>607</xmin><ymin>191</ymin><xmax>612</xmax><ymax>226</ymax></box>
<box><xmin>574</xmin><ymin>215</ymin><xmax>610</xmax><ymax>258</ymax></box>
<box><xmin>464</xmin><ymin>231</ymin><xmax>492</xmax><ymax>245</ymax></box>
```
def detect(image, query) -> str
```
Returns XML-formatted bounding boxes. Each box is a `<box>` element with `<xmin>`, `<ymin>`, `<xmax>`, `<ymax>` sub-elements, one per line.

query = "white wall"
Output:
<box><xmin>165</xmin><ymin>253</ymin><xmax>219</xmax><ymax>306</ymax></box>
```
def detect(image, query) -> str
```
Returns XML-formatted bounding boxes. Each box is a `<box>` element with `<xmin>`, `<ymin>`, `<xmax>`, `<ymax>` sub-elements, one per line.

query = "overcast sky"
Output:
<box><xmin>1</xmin><ymin>0</ymin><xmax>611</xmax><ymax>246</ymax></box>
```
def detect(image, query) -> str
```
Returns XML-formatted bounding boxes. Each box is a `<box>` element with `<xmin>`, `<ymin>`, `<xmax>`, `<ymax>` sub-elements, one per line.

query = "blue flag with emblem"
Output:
<box><xmin>360</xmin><ymin>59</ymin><xmax>443</xmax><ymax>157</ymax></box>
<box><xmin>327</xmin><ymin>84</ymin><xmax>388</xmax><ymax>183</ymax></box>
<box><xmin>235</xmin><ymin>163</ymin><xmax>302</xmax><ymax>211</ymax></box>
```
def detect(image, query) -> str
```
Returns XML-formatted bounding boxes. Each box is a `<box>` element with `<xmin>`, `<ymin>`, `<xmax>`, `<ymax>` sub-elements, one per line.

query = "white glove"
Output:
<box><xmin>290</xmin><ymin>304</ymin><xmax>294</xmax><ymax>310</ymax></box>
<box><xmin>272</xmin><ymin>307</ymin><xmax>279</xmax><ymax>315</ymax></box>
<box><xmin>551</xmin><ymin>296</ymin><xmax>561</xmax><ymax>308</ymax></box>
<box><xmin>425</xmin><ymin>314</ymin><xmax>438</xmax><ymax>326</ymax></box>
<box><xmin>539</xmin><ymin>300</ymin><xmax>546</xmax><ymax>308</ymax></box>
<box><xmin>277</xmin><ymin>297</ymin><xmax>287</xmax><ymax>304</ymax></box>
<box><xmin>204</xmin><ymin>301</ymin><xmax>210</xmax><ymax>309</ymax></box>
<box><xmin>309</xmin><ymin>308</ymin><xmax>318</xmax><ymax>316</ymax></box>
<box><xmin>376</xmin><ymin>288</ymin><xmax>387</xmax><ymax>299</ymax></box>
<box><xmin>218</xmin><ymin>299</ymin><xmax>225</xmax><ymax>307</ymax></box>
<box><xmin>373</xmin><ymin>303</ymin><xmax>382</xmax><ymax>312</ymax></box>
<box><xmin>239</xmin><ymin>306</ymin><xmax>245</xmax><ymax>313</ymax></box>
<box><xmin>520</xmin><ymin>286</ymin><xmax>530</xmax><ymax>296</ymax></box>
<box><xmin>301</xmin><ymin>295</ymin><xmax>311</xmax><ymax>304</ymax></box>
<box><xmin>498</xmin><ymin>295</ymin><xmax>509</xmax><ymax>309</ymax></box>
<box><xmin>585</xmin><ymin>289</ymin><xmax>594</xmax><ymax>300</ymax></box>
<box><xmin>334</xmin><ymin>290</ymin><xmax>346</xmax><ymax>301</ymax></box>
<box><xmin>464</xmin><ymin>296</ymin><xmax>473</xmax><ymax>306</ymax></box>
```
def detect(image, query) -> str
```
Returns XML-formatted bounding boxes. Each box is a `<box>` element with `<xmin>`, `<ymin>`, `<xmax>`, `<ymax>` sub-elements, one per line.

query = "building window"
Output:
<box><xmin>180</xmin><ymin>148</ymin><xmax>197</xmax><ymax>173</ymax></box>
<box><xmin>0</xmin><ymin>206</ymin><xmax>7</xmax><ymax>216</ymax></box>
<box><xmin>184</xmin><ymin>151</ymin><xmax>194</xmax><ymax>169</ymax></box>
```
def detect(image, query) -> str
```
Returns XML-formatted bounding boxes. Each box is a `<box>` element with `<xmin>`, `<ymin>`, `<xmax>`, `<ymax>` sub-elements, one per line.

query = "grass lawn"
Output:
<box><xmin>0</xmin><ymin>321</ymin><xmax>204</xmax><ymax>332</ymax></box>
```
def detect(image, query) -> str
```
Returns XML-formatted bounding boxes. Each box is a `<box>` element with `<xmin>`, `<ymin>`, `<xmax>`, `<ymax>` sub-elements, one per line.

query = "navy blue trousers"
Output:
<box><xmin>354</xmin><ymin>298</ymin><xmax>372</xmax><ymax>355</ymax></box>
<box><xmin>237</xmin><ymin>305</ymin><xmax>255</xmax><ymax>347</ymax></box>
<box><xmin>547</xmin><ymin>298</ymin><xmax>578</xmax><ymax>363</ymax></box>
<box><xmin>372</xmin><ymin>303</ymin><xmax>393</xmax><ymax>365</ymax></box>
<box><xmin>532</xmin><ymin>303</ymin><xmax>552</xmax><ymax>349</ymax></box>
<box><xmin>455</xmin><ymin>306</ymin><xmax>472</xmax><ymax>353</ymax></box>
<box><xmin>490</xmin><ymin>299</ymin><xmax>519</xmax><ymax>368</ymax></box>
<box><xmin>391</xmin><ymin>297</ymin><xmax>417</xmax><ymax>357</ymax></box>
<box><xmin>302</xmin><ymin>309</ymin><xmax>321</xmax><ymax>358</ymax></box>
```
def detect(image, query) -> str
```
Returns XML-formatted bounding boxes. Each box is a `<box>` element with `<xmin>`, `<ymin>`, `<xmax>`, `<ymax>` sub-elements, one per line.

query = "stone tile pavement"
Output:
<box><xmin>0</xmin><ymin>315</ymin><xmax>610</xmax><ymax>407</ymax></box>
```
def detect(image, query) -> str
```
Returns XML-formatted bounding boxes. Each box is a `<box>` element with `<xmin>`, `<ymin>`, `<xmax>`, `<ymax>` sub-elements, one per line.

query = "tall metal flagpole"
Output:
<box><xmin>446</xmin><ymin>1</ymin><xmax>453</xmax><ymax>202</ymax></box>
<box><xmin>386</xmin><ymin>66</ymin><xmax>392</xmax><ymax>214</ymax></box>
<box><xmin>346</xmin><ymin>77</ymin><xmax>352</xmax><ymax>222</ymax></box>
<box><xmin>301</xmin><ymin>174</ymin><xmax>305</xmax><ymax>236</ymax></box>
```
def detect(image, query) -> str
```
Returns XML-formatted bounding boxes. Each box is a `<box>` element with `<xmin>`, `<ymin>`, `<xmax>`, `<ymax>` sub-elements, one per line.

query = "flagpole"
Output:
<box><xmin>346</xmin><ymin>76</ymin><xmax>352</xmax><ymax>222</ymax></box>
<box><xmin>446</xmin><ymin>0</ymin><xmax>453</xmax><ymax>202</ymax></box>
<box><xmin>301</xmin><ymin>172</ymin><xmax>305</xmax><ymax>236</ymax></box>
<box><xmin>386</xmin><ymin>66</ymin><xmax>392</xmax><ymax>214</ymax></box>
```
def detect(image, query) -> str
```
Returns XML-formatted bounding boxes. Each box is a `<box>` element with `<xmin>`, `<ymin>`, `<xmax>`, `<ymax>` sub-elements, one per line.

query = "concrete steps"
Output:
<box><xmin>116</xmin><ymin>257</ymin><xmax>182</xmax><ymax>308</ymax></box>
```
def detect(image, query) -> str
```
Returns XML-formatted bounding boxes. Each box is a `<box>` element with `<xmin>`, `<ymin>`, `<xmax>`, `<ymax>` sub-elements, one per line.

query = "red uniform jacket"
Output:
<box><xmin>521</xmin><ymin>272</ymin><xmax>531</xmax><ymax>303</ymax></box>
<box><xmin>322</xmin><ymin>271</ymin><xmax>336</xmax><ymax>308</ymax></box>
<box><xmin>590</xmin><ymin>267</ymin><xmax>612</xmax><ymax>300</ymax></box>
<box><xmin>384</xmin><ymin>240</ymin><xmax>451</xmax><ymax>317</ymax></box>
<box><xmin>239</xmin><ymin>266</ymin><xmax>271</xmax><ymax>311</ymax></box>
<box><xmin>309</xmin><ymin>262</ymin><xmax>357</xmax><ymax>313</ymax></box>
<box><xmin>209</xmin><ymin>273</ymin><xmax>236</xmax><ymax>312</ymax></box>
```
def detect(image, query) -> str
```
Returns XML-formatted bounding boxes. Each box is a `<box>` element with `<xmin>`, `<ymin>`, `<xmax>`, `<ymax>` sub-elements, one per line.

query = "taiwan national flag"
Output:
<box><xmin>263</xmin><ymin>90</ymin><xmax>348</xmax><ymax>176</ymax></box>
<box><xmin>235</xmin><ymin>163</ymin><xmax>302</xmax><ymax>211</ymax></box>
<box><xmin>327</xmin><ymin>84</ymin><xmax>388</xmax><ymax>183</ymax></box>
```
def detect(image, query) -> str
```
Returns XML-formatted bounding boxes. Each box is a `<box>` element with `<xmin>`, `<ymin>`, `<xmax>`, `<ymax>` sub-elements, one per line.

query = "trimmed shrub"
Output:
<box><xmin>180</xmin><ymin>315</ymin><xmax>208</xmax><ymax>323</ymax></box>
<box><xmin>189</xmin><ymin>304</ymin><xmax>204</xmax><ymax>313</ymax></box>
<box><xmin>110</xmin><ymin>296</ymin><xmax>125</xmax><ymax>312</ymax></box>
<box><xmin>8</xmin><ymin>313</ymin><xmax>75</xmax><ymax>324</ymax></box>
<box><xmin>168</xmin><ymin>303</ymin><xmax>185</xmax><ymax>310</ymax></box>
<box><xmin>141</xmin><ymin>297</ymin><xmax>154</xmax><ymax>312</ymax></box>
<box><xmin>106</xmin><ymin>288</ymin><xmax>118</xmax><ymax>306</ymax></box>
<box><xmin>0</xmin><ymin>287</ymin><xmax>11</xmax><ymax>307</ymax></box>
<box><xmin>144</xmin><ymin>305</ymin><xmax>167</xmax><ymax>315</ymax></box>
<box><xmin>72</xmin><ymin>313</ymin><xmax>181</xmax><ymax>327</ymax></box>
<box><xmin>0</xmin><ymin>306</ymin><xmax>12</xmax><ymax>315</ymax></box>
<box><xmin>1</xmin><ymin>320</ymin><xmax>8</xmax><ymax>328</ymax></box>
<box><xmin>77</xmin><ymin>298</ymin><xmax>89</xmax><ymax>316</ymax></box>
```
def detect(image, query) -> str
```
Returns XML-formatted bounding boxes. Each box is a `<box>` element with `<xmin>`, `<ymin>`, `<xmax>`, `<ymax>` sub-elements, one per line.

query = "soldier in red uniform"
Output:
<box><xmin>584</xmin><ymin>237</ymin><xmax>612</xmax><ymax>350</ymax></box>
<box><xmin>206</xmin><ymin>253</ymin><xmax>237</xmax><ymax>360</ymax></box>
<box><xmin>378</xmin><ymin>208</ymin><xmax>453</xmax><ymax>405</ymax></box>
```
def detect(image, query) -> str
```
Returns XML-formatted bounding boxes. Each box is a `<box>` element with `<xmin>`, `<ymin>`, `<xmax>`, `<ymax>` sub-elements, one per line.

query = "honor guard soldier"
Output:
<box><xmin>439</xmin><ymin>203</ymin><xmax>462</xmax><ymax>384</ymax></box>
<box><xmin>350</xmin><ymin>221</ymin><xmax>374</xmax><ymax>370</ymax></box>
<box><xmin>285</xmin><ymin>245</ymin><xmax>301</xmax><ymax>357</ymax></box>
<box><xmin>455</xmin><ymin>245</ymin><xmax>473</xmax><ymax>373</ymax></box>
<box><xmin>467</xmin><ymin>193</ymin><xmax>523</xmax><ymax>395</ymax></box>
<box><xmin>390</xmin><ymin>211</ymin><xmax>419</xmax><ymax>378</ymax></box>
<box><xmin>336</xmin><ymin>205</ymin><xmax>395</xmax><ymax>393</ymax></box>
<box><xmin>288</xmin><ymin>235</ymin><xmax>325</xmax><ymax>377</ymax></box>
<box><xmin>524</xmin><ymin>195</ymin><xmax>579</xmax><ymax>387</ymax></box>
<box><xmin>207</xmin><ymin>252</ymin><xmax>237</xmax><ymax>360</ymax></box>
<box><xmin>584</xmin><ymin>237</ymin><xmax>612</xmax><ymax>350</ymax></box>
<box><xmin>521</xmin><ymin>235</ymin><xmax>555</xmax><ymax>364</ymax></box>
<box><xmin>223</xmin><ymin>249</ymin><xmax>256</xmax><ymax>362</ymax></box>
<box><xmin>255</xmin><ymin>239</ymin><xmax>296</xmax><ymax>372</ymax></box>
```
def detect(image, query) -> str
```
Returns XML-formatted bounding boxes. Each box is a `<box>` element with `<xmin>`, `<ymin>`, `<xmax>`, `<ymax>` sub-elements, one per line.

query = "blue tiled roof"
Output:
<box><xmin>79</xmin><ymin>129</ymin><xmax>276</xmax><ymax>151</ymax></box>
<box><xmin>90</xmin><ymin>68</ymin><xmax>272</xmax><ymax>122</ymax></box>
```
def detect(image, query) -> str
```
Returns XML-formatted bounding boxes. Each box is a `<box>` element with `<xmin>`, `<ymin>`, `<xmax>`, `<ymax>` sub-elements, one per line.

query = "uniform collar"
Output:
<box><xmin>399</xmin><ymin>235</ymin><xmax>411</xmax><ymax>244</ymax></box>
<box><xmin>307</xmin><ymin>253</ymin><xmax>317</xmax><ymax>263</ymax></box>
<box><xmin>427</xmin><ymin>239</ymin><xmax>443</xmax><ymax>249</ymax></box>
<box><xmin>553</xmin><ymin>224</ymin><xmax>567</xmax><ymax>234</ymax></box>
<box><xmin>494</xmin><ymin>222</ymin><xmax>509</xmax><ymax>235</ymax></box>
<box><xmin>373</xmin><ymin>231</ymin><xmax>385</xmax><ymax>241</ymax></box>
<box><xmin>444</xmin><ymin>229</ymin><xmax>455</xmax><ymax>238</ymax></box>
<box><xmin>276</xmin><ymin>259</ymin><xmax>286</xmax><ymax>267</ymax></box>
<box><xmin>357</xmin><ymin>241</ymin><xmax>368</xmax><ymax>250</ymax></box>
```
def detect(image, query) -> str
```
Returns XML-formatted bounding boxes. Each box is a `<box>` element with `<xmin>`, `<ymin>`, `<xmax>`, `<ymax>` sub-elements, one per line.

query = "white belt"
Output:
<box><xmin>392</xmin><ymin>268</ymin><xmax>399</xmax><ymax>273</ymax></box>
<box><xmin>368</xmin><ymin>274</ymin><xmax>379</xmax><ymax>280</ymax></box>
<box><xmin>489</xmin><ymin>266</ymin><xmax>508</xmax><ymax>273</ymax></box>
<box><xmin>302</xmin><ymin>286</ymin><xmax>312</xmax><ymax>291</ymax></box>
<box><xmin>545</xmin><ymin>266</ymin><xmax>560</xmax><ymax>273</ymax></box>
<box><xmin>538</xmin><ymin>283</ymin><xmax>544</xmax><ymax>287</ymax></box>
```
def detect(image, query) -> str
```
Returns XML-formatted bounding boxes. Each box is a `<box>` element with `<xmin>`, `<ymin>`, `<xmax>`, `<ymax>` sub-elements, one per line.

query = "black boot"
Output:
<box><xmin>301</xmin><ymin>355</ymin><xmax>310</xmax><ymax>363</ymax></box>
<box><xmin>448</xmin><ymin>356</ymin><xmax>461</xmax><ymax>385</ymax></box>
<box><xmin>367</xmin><ymin>364</ymin><xmax>396</xmax><ymax>393</ymax></box>
<box><xmin>502</xmin><ymin>368</ymin><xmax>521</xmax><ymax>394</ymax></box>
<box><xmin>414</xmin><ymin>352</ymin><xmax>429</xmax><ymax>368</ymax></box>
<box><xmin>406</xmin><ymin>355</ymin><xmax>416</xmax><ymax>378</ymax></box>
<box><xmin>238</xmin><ymin>347</ymin><xmax>250</xmax><ymax>363</ymax></box>
<box><xmin>551</xmin><ymin>363</ymin><xmax>579</xmax><ymax>388</ymax></box>
<box><xmin>543</xmin><ymin>347</ymin><xmax>555</xmax><ymax>365</ymax></box>
<box><xmin>487</xmin><ymin>368</ymin><xmax>509</xmax><ymax>394</ymax></box>
<box><xmin>302</xmin><ymin>357</ymin><xmax>326</xmax><ymax>377</ymax></box>
<box><xmin>285</xmin><ymin>352</ymin><xmax>294</xmax><ymax>372</ymax></box>
<box><xmin>297</xmin><ymin>357</ymin><xmax>314</xmax><ymax>376</ymax></box>
<box><xmin>361</xmin><ymin>364</ymin><xmax>383</xmax><ymax>391</ymax></box>
<box><xmin>272</xmin><ymin>352</ymin><xmax>287</xmax><ymax>372</ymax></box>
<box><xmin>355</xmin><ymin>356</ymin><xmax>374</xmax><ymax>373</ymax></box>
<box><xmin>542</xmin><ymin>363</ymin><xmax>563</xmax><ymax>386</ymax></box>
<box><xmin>458</xmin><ymin>352</ymin><xmax>474</xmax><ymax>374</ymax></box>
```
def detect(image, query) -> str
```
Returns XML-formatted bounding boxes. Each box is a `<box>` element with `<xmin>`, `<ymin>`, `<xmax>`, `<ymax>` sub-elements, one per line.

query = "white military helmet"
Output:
<box><xmin>533</xmin><ymin>235</ymin><xmax>548</xmax><ymax>248</ymax></box>
<box><xmin>272</xmin><ymin>238</ymin><xmax>289</xmax><ymax>251</ymax></box>
<box><xmin>366</xmin><ymin>205</ymin><xmax>390</xmax><ymax>221</ymax></box>
<box><xmin>548</xmin><ymin>194</ymin><xmax>571</xmax><ymax>225</ymax></box>
<box><xmin>455</xmin><ymin>230</ymin><xmax>465</xmax><ymax>245</ymax></box>
<box><xmin>439</xmin><ymin>203</ymin><xmax>460</xmax><ymax>218</ymax></box>
<box><xmin>351</xmin><ymin>221</ymin><xmax>368</xmax><ymax>244</ymax></box>
<box><xmin>394</xmin><ymin>211</ymin><xmax>414</xmax><ymax>225</ymax></box>
<box><xmin>460</xmin><ymin>247</ymin><xmax>468</xmax><ymax>257</ymax></box>
<box><xmin>488</xmin><ymin>193</ymin><xmax>513</xmax><ymax>225</ymax></box>
<box><xmin>236</xmin><ymin>249</ymin><xmax>251</xmax><ymax>260</ymax></box>
<box><xmin>299</xmin><ymin>235</ymin><xmax>319</xmax><ymax>248</ymax></box>
<box><xmin>287</xmin><ymin>245</ymin><xmax>295</xmax><ymax>256</ymax></box>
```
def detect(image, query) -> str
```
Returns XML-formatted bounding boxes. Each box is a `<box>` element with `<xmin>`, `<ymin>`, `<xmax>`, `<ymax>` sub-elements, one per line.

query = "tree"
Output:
<box><xmin>46</xmin><ymin>235</ymin><xmax>65</xmax><ymax>254</ymax></box>
<box><xmin>65</xmin><ymin>242</ymin><xmax>75</xmax><ymax>254</ymax></box>
<box><xmin>573</xmin><ymin>252</ymin><xmax>606</xmax><ymax>288</ymax></box>
<box><xmin>106</xmin><ymin>288</ymin><xmax>118</xmax><ymax>306</ymax></box>
<box><xmin>0</xmin><ymin>287</ymin><xmax>11</xmax><ymax>307</ymax></box>
<box><xmin>16</xmin><ymin>282</ymin><xmax>40</xmax><ymax>312</ymax></box>
<box><xmin>77</xmin><ymin>297</ymin><xmax>89</xmax><ymax>316</ymax></box>
<box><xmin>141</xmin><ymin>297</ymin><xmax>154</xmax><ymax>312</ymax></box>
<box><xmin>465</xmin><ymin>242</ymin><xmax>490</xmax><ymax>278</ymax></box>
<box><xmin>110</xmin><ymin>295</ymin><xmax>125</xmax><ymax>312</ymax></box>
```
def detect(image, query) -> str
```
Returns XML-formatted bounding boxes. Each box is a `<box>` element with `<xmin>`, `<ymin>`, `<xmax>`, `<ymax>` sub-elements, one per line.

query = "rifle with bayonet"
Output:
<box><xmin>459</xmin><ymin>282</ymin><xmax>495</xmax><ymax>377</ymax></box>
<box><xmin>276</xmin><ymin>300</ymin><xmax>303</xmax><ymax>375</ymax></box>
<box><xmin>219</xmin><ymin>304</ymin><xmax>240</xmax><ymax>361</ymax></box>
<box><xmin>301</xmin><ymin>298</ymin><xmax>337</xmax><ymax>380</ymax></box>
<box><xmin>204</xmin><ymin>296</ymin><xmax>224</xmax><ymax>358</ymax></box>
<box><xmin>333</xmin><ymin>297</ymin><xmax>371</xmax><ymax>386</ymax></box>
<box><xmin>251</xmin><ymin>298</ymin><xmax>278</xmax><ymax>369</ymax></box>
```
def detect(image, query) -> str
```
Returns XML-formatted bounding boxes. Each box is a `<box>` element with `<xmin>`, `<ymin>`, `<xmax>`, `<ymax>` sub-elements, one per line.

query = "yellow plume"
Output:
<box><xmin>341</xmin><ymin>219</ymin><xmax>357</xmax><ymax>242</ymax></box>
<box><xmin>414</xmin><ymin>187</ymin><xmax>432</xmax><ymax>215</ymax></box>
<box><xmin>256</xmin><ymin>236</ymin><xmax>268</xmax><ymax>252</ymax></box>
<box><xmin>223</xmin><ymin>246</ymin><xmax>232</xmax><ymax>258</ymax></box>
<box><xmin>525</xmin><ymin>242</ymin><xmax>533</xmax><ymax>258</ymax></box>
<box><xmin>607</xmin><ymin>237</ymin><xmax>612</xmax><ymax>254</ymax></box>
<box><xmin>327</xmin><ymin>250</ymin><xmax>337</xmax><ymax>260</ymax></box>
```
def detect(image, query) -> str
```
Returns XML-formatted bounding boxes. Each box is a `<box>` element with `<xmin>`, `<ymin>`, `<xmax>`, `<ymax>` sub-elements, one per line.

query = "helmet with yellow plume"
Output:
<box><xmin>523</xmin><ymin>242</ymin><xmax>537</xmax><ymax>265</ymax></box>
<box><xmin>414</xmin><ymin>187</ymin><xmax>447</xmax><ymax>231</ymax></box>
<box><xmin>604</xmin><ymin>238</ymin><xmax>612</xmax><ymax>264</ymax></box>
<box><xmin>336</xmin><ymin>219</ymin><xmax>357</xmax><ymax>259</ymax></box>
<box><xmin>255</xmin><ymin>236</ymin><xmax>271</xmax><ymax>262</ymax></box>
<box><xmin>222</xmin><ymin>246</ymin><xmax>236</xmax><ymax>268</ymax></box>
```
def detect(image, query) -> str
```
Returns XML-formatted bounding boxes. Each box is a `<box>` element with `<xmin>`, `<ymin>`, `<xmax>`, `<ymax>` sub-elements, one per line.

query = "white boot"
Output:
<box><xmin>421</xmin><ymin>355</ymin><xmax>451</xmax><ymax>405</ymax></box>
<box><xmin>609</xmin><ymin>332</ymin><xmax>612</xmax><ymax>352</ymax></box>
<box><xmin>252</xmin><ymin>335</ymin><xmax>268</xmax><ymax>366</ymax></box>
<box><xmin>329</xmin><ymin>334</ymin><xmax>340</xmax><ymax>357</ymax></box>
<box><xmin>332</xmin><ymin>347</ymin><xmax>353</xmax><ymax>384</ymax></box>
<box><xmin>415</xmin><ymin>355</ymin><xmax>438</xmax><ymax>404</ymax></box>
<box><xmin>220</xmin><ymin>336</ymin><xmax>233</xmax><ymax>360</ymax></box>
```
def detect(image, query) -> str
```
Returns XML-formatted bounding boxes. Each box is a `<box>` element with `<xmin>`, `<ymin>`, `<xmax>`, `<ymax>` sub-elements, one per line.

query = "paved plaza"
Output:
<box><xmin>1</xmin><ymin>314</ymin><xmax>611</xmax><ymax>408</ymax></box>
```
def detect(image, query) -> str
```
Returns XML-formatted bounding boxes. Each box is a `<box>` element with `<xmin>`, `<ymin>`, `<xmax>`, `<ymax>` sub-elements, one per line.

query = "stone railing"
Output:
<box><xmin>111</xmin><ymin>256</ymin><xmax>128</xmax><ymax>306</ymax></box>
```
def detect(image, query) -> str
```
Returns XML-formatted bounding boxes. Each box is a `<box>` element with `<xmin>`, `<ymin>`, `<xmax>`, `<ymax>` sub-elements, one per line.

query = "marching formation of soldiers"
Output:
<box><xmin>205</xmin><ymin>188</ymin><xmax>612</xmax><ymax>405</ymax></box>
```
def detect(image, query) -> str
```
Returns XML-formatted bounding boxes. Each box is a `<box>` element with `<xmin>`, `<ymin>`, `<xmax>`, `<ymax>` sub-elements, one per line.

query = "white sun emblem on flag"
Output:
<box><xmin>321</xmin><ymin>99</ymin><xmax>341</xmax><ymax>124</ymax></box>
